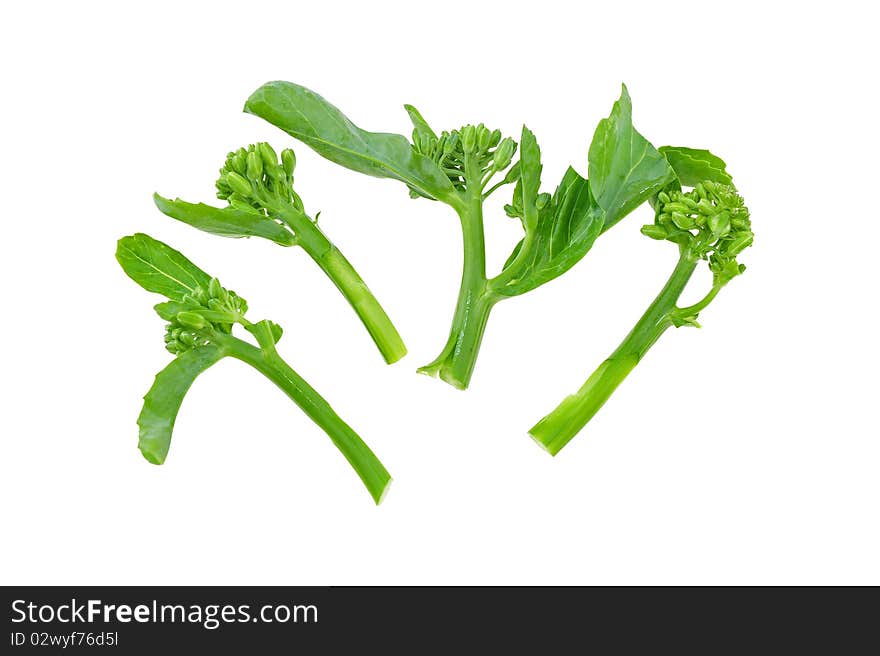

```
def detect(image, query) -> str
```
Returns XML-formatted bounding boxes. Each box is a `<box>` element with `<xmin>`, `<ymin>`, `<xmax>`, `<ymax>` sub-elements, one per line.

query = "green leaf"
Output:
<box><xmin>404</xmin><ymin>104</ymin><xmax>438</xmax><ymax>141</ymax></box>
<box><xmin>244</xmin><ymin>319</ymin><xmax>284</xmax><ymax>350</ymax></box>
<box><xmin>517</xmin><ymin>126</ymin><xmax>543</xmax><ymax>232</ymax></box>
<box><xmin>588</xmin><ymin>85</ymin><xmax>675</xmax><ymax>230</ymax></box>
<box><xmin>658</xmin><ymin>146</ymin><xmax>733</xmax><ymax>187</ymax></box>
<box><xmin>245</xmin><ymin>82</ymin><xmax>457</xmax><ymax>204</ymax></box>
<box><xmin>116</xmin><ymin>233</ymin><xmax>211</xmax><ymax>301</ymax></box>
<box><xmin>153</xmin><ymin>194</ymin><xmax>297</xmax><ymax>247</ymax></box>
<box><xmin>493</xmin><ymin>167</ymin><xmax>604</xmax><ymax>297</ymax></box>
<box><xmin>137</xmin><ymin>345</ymin><xmax>226</xmax><ymax>464</ymax></box>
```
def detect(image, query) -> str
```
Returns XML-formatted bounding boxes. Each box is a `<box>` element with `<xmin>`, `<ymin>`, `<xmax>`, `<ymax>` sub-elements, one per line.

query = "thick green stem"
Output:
<box><xmin>278</xmin><ymin>206</ymin><xmax>407</xmax><ymax>364</ymax></box>
<box><xmin>530</xmin><ymin>251</ymin><xmax>699</xmax><ymax>455</ymax></box>
<box><xmin>418</xmin><ymin>192</ymin><xmax>495</xmax><ymax>389</ymax></box>
<box><xmin>217</xmin><ymin>333</ymin><xmax>392</xmax><ymax>504</ymax></box>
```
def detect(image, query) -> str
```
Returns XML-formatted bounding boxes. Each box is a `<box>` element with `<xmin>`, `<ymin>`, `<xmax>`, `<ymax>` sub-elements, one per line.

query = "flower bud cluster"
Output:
<box><xmin>163</xmin><ymin>278</ymin><xmax>248</xmax><ymax>354</ymax></box>
<box><xmin>412</xmin><ymin>123</ymin><xmax>516</xmax><ymax>191</ymax></box>
<box><xmin>215</xmin><ymin>143</ymin><xmax>301</xmax><ymax>214</ymax></box>
<box><xmin>642</xmin><ymin>181</ymin><xmax>753</xmax><ymax>282</ymax></box>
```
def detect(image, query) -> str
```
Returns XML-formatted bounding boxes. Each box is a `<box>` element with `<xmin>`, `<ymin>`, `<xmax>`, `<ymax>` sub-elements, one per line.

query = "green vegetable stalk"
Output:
<box><xmin>245</xmin><ymin>82</ymin><xmax>674</xmax><ymax>389</ymax></box>
<box><xmin>116</xmin><ymin>233</ymin><xmax>392</xmax><ymax>504</ymax></box>
<box><xmin>530</xmin><ymin>164</ymin><xmax>753</xmax><ymax>455</ymax></box>
<box><xmin>154</xmin><ymin>142</ymin><xmax>406</xmax><ymax>364</ymax></box>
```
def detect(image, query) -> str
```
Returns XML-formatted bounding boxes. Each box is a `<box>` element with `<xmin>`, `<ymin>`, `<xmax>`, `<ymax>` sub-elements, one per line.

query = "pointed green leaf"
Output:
<box><xmin>116</xmin><ymin>233</ymin><xmax>211</xmax><ymax>301</ymax></box>
<box><xmin>658</xmin><ymin>146</ymin><xmax>733</xmax><ymax>187</ymax></box>
<box><xmin>588</xmin><ymin>85</ymin><xmax>675</xmax><ymax>230</ymax></box>
<box><xmin>137</xmin><ymin>345</ymin><xmax>226</xmax><ymax>464</ymax></box>
<box><xmin>404</xmin><ymin>104</ymin><xmax>438</xmax><ymax>141</ymax></box>
<box><xmin>493</xmin><ymin>167</ymin><xmax>604</xmax><ymax>297</ymax></box>
<box><xmin>245</xmin><ymin>82</ymin><xmax>457</xmax><ymax>204</ymax></box>
<box><xmin>403</xmin><ymin>105</ymin><xmax>439</xmax><ymax>202</ymax></box>
<box><xmin>153</xmin><ymin>194</ymin><xmax>297</xmax><ymax>247</ymax></box>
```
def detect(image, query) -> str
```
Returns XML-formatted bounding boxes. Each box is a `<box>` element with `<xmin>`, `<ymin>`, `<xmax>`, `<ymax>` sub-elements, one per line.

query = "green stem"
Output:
<box><xmin>481</xmin><ymin>175</ymin><xmax>508</xmax><ymax>200</ymax></box>
<box><xmin>418</xmin><ymin>190</ymin><xmax>495</xmax><ymax>389</ymax></box>
<box><xmin>277</xmin><ymin>206</ymin><xmax>407</xmax><ymax>364</ymax></box>
<box><xmin>530</xmin><ymin>251</ymin><xmax>699</xmax><ymax>455</ymax></box>
<box><xmin>675</xmin><ymin>281</ymin><xmax>723</xmax><ymax>317</ymax></box>
<box><xmin>216</xmin><ymin>333</ymin><xmax>392</xmax><ymax>504</ymax></box>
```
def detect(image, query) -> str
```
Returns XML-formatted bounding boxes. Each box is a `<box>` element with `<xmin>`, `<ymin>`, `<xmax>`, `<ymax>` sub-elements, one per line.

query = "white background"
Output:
<box><xmin>2</xmin><ymin>1</ymin><xmax>878</xmax><ymax>585</ymax></box>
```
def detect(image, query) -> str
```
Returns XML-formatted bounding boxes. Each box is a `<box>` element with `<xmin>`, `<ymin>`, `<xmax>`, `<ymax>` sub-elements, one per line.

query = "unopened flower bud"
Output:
<box><xmin>726</xmin><ymin>231</ymin><xmax>753</xmax><ymax>256</ymax></box>
<box><xmin>502</xmin><ymin>160</ymin><xmax>521</xmax><ymax>184</ymax></box>
<box><xmin>671</xmin><ymin>211</ymin><xmax>695</xmax><ymax>230</ymax></box>
<box><xmin>477</xmin><ymin>125</ymin><xmax>492</xmax><ymax>151</ymax></box>
<box><xmin>663</xmin><ymin>202</ymin><xmax>690</xmax><ymax>214</ymax></box>
<box><xmin>208</xmin><ymin>278</ymin><xmax>224</xmax><ymax>300</ymax></box>
<box><xmin>225</xmin><ymin>172</ymin><xmax>252</xmax><ymax>198</ymax></box>
<box><xmin>708</xmin><ymin>210</ymin><xmax>730</xmax><ymax>237</ymax></box>
<box><xmin>731</xmin><ymin>216</ymin><xmax>750</xmax><ymax>230</ymax></box>
<box><xmin>258</xmin><ymin>143</ymin><xmax>278</xmax><ymax>168</ymax></box>
<box><xmin>641</xmin><ymin>224</ymin><xmax>668</xmax><ymax>240</ymax></box>
<box><xmin>176</xmin><ymin>311</ymin><xmax>206</xmax><ymax>330</ymax></box>
<box><xmin>493</xmin><ymin>138</ymin><xmax>515</xmax><ymax>170</ymax></box>
<box><xmin>281</xmin><ymin>149</ymin><xmax>296</xmax><ymax>177</ymax></box>
<box><xmin>246</xmin><ymin>150</ymin><xmax>263</xmax><ymax>180</ymax></box>
<box><xmin>697</xmin><ymin>199</ymin><xmax>716</xmax><ymax>216</ymax></box>
<box><xmin>231</xmin><ymin>152</ymin><xmax>247</xmax><ymax>175</ymax></box>
<box><xmin>461</xmin><ymin>125</ymin><xmax>476</xmax><ymax>153</ymax></box>
<box><xmin>443</xmin><ymin>133</ymin><xmax>459</xmax><ymax>155</ymax></box>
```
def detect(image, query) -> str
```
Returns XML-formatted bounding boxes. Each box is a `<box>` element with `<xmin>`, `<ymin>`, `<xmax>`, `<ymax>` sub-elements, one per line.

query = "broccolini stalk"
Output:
<box><xmin>154</xmin><ymin>143</ymin><xmax>406</xmax><ymax>364</ymax></box>
<box><xmin>116</xmin><ymin>233</ymin><xmax>392</xmax><ymax>504</ymax></box>
<box><xmin>245</xmin><ymin>82</ymin><xmax>674</xmax><ymax>389</ymax></box>
<box><xmin>530</xmin><ymin>172</ymin><xmax>753</xmax><ymax>455</ymax></box>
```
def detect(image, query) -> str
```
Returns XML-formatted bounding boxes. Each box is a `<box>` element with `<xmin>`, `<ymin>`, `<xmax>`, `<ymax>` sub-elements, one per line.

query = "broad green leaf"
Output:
<box><xmin>154</xmin><ymin>194</ymin><xmax>297</xmax><ymax>247</ymax></box>
<box><xmin>518</xmin><ymin>126</ymin><xmax>543</xmax><ymax>232</ymax></box>
<box><xmin>404</xmin><ymin>104</ymin><xmax>438</xmax><ymax>141</ymax></box>
<box><xmin>137</xmin><ymin>345</ymin><xmax>226</xmax><ymax>464</ymax></box>
<box><xmin>658</xmin><ymin>146</ymin><xmax>733</xmax><ymax>187</ymax></box>
<box><xmin>116</xmin><ymin>233</ymin><xmax>211</xmax><ymax>301</ymax></box>
<box><xmin>245</xmin><ymin>82</ymin><xmax>457</xmax><ymax>204</ymax></box>
<box><xmin>588</xmin><ymin>85</ymin><xmax>675</xmax><ymax>230</ymax></box>
<box><xmin>493</xmin><ymin>167</ymin><xmax>604</xmax><ymax>297</ymax></box>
